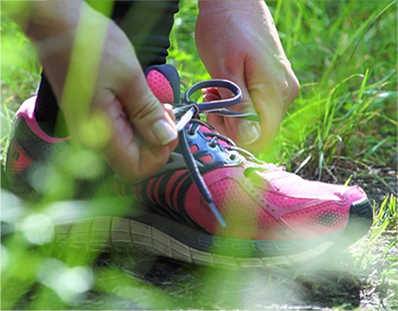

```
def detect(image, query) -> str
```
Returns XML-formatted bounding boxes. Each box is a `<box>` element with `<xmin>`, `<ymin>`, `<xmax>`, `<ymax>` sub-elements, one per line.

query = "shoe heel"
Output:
<box><xmin>5</xmin><ymin>137</ymin><xmax>39</xmax><ymax>200</ymax></box>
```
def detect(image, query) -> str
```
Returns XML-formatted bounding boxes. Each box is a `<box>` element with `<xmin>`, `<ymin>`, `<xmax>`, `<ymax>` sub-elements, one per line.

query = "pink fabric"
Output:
<box><xmin>345</xmin><ymin>186</ymin><xmax>367</xmax><ymax>203</ymax></box>
<box><xmin>189</xmin><ymin>145</ymin><xmax>199</xmax><ymax>154</ymax></box>
<box><xmin>281</xmin><ymin>202</ymin><xmax>349</xmax><ymax>239</ymax></box>
<box><xmin>152</xmin><ymin>175</ymin><xmax>164</xmax><ymax>206</ymax></box>
<box><xmin>269</xmin><ymin>172</ymin><xmax>346</xmax><ymax>201</ymax></box>
<box><xmin>184</xmin><ymin>167</ymin><xmax>240</xmax><ymax>234</ymax></box>
<box><xmin>146</xmin><ymin>70</ymin><xmax>175</xmax><ymax>103</ymax></box>
<box><xmin>147</xmin><ymin>178</ymin><xmax>156</xmax><ymax>205</ymax></box>
<box><xmin>184</xmin><ymin>170</ymin><xmax>294</xmax><ymax>239</ymax></box>
<box><xmin>9</xmin><ymin>141</ymin><xmax>34</xmax><ymax>172</ymax></box>
<box><xmin>264</xmin><ymin>192</ymin><xmax>314</xmax><ymax>209</ymax></box>
<box><xmin>172</xmin><ymin>173</ymin><xmax>190</xmax><ymax>213</ymax></box>
<box><xmin>17</xmin><ymin>97</ymin><xmax>69</xmax><ymax>143</ymax></box>
<box><xmin>164</xmin><ymin>170</ymin><xmax>187</xmax><ymax>212</ymax></box>
<box><xmin>182</xmin><ymin>165</ymin><xmax>366</xmax><ymax>240</ymax></box>
<box><xmin>200</xmin><ymin>155</ymin><xmax>213</xmax><ymax>164</ymax></box>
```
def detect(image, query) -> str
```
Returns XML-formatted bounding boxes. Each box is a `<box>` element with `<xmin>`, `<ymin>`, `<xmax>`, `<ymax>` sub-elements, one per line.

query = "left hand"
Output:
<box><xmin>196</xmin><ymin>0</ymin><xmax>299</xmax><ymax>152</ymax></box>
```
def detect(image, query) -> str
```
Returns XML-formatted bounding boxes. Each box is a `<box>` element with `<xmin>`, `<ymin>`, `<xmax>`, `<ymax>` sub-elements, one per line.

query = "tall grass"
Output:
<box><xmin>1</xmin><ymin>1</ymin><xmax>397</xmax><ymax>310</ymax></box>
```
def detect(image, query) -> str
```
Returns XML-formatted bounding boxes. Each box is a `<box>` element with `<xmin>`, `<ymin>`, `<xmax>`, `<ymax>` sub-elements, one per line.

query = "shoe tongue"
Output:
<box><xmin>144</xmin><ymin>65</ymin><xmax>181</xmax><ymax>104</ymax></box>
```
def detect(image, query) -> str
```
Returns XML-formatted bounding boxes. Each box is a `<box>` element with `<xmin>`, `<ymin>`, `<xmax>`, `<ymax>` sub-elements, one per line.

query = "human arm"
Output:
<box><xmin>3</xmin><ymin>1</ymin><xmax>178</xmax><ymax>182</ymax></box>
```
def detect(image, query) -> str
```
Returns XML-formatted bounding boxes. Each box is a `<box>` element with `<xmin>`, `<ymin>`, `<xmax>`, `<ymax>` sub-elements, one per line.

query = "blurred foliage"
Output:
<box><xmin>1</xmin><ymin>0</ymin><xmax>397</xmax><ymax>310</ymax></box>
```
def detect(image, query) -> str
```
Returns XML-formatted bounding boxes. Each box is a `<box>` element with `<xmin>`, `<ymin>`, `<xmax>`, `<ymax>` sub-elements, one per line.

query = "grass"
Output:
<box><xmin>1</xmin><ymin>0</ymin><xmax>397</xmax><ymax>310</ymax></box>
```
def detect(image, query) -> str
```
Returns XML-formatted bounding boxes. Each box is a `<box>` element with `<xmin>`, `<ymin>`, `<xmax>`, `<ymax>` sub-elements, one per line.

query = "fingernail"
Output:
<box><xmin>151</xmin><ymin>119</ymin><xmax>177</xmax><ymax>145</ymax></box>
<box><xmin>163</xmin><ymin>104</ymin><xmax>173</xmax><ymax>111</ymax></box>
<box><xmin>238</xmin><ymin>120</ymin><xmax>260</xmax><ymax>145</ymax></box>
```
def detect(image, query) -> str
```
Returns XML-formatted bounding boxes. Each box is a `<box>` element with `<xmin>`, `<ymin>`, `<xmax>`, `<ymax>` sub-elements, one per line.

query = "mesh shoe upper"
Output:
<box><xmin>114</xmin><ymin>65</ymin><xmax>369</xmax><ymax>241</ymax></box>
<box><xmin>6</xmin><ymin>64</ymin><xmax>371</xmax><ymax>246</ymax></box>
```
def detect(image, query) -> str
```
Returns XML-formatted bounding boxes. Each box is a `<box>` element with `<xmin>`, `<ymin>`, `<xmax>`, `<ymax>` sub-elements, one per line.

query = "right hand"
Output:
<box><xmin>196</xmin><ymin>1</ymin><xmax>299</xmax><ymax>152</ymax></box>
<box><xmin>25</xmin><ymin>1</ymin><xmax>178</xmax><ymax>182</ymax></box>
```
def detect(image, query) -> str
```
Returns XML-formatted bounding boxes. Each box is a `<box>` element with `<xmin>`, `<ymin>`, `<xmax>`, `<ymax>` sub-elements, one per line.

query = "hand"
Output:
<box><xmin>196</xmin><ymin>1</ymin><xmax>299</xmax><ymax>152</ymax></box>
<box><xmin>21</xmin><ymin>1</ymin><xmax>178</xmax><ymax>182</ymax></box>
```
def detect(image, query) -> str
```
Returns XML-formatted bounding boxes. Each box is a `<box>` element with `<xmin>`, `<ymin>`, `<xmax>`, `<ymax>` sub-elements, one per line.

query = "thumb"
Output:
<box><xmin>120</xmin><ymin>72</ymin><xmax>178</xmax><ymax>146</ymax></box>
<box><xmin>228</xmin><ymin>97</ymin><xmax>262</xmax><ymax>148</ymax></box>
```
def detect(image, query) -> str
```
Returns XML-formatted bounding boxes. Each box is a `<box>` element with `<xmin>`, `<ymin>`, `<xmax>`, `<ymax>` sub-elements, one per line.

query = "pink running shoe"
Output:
<box><xmin>5</xmin><ymin>65</ymin><xmax>372</xmax><ymax>268</ymax></box>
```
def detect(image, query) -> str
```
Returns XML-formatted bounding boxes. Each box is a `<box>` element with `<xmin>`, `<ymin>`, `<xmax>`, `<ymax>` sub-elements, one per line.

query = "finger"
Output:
<box><xmin>163</xmin><ymin>103</ymin><xmax>176</xmax><ymax>122</ymax></box>
<box><xmin>224</xmin><ymin>96</ymin><xmax>262</xmax><ymax>149</ymax></box>
<box><xmin>119</xmin><ymin>71</ymin><xmax>178</xmax><ymax>147</ymax></box>
<box><xmin>102</xmin><ymin>98</ymin><xmax>176</xmax><ymax>182</ymax></box>
<box><xmin>208</xmin><ymin>76</ymin><xmax>262</xmax><ymax>149</ymax></box>
<box><xmin>246</xmin><ymin>65</ymin><xmax>299</xmax><ymax>151</ymax></box>
<box><xmin>202</xmin><ymin>87</ymin><xmax>221</xmax><ymax>102</ymax></box>
<box><xmin>202</xmin><ymin>84</ymin><xmax>261</xmax><ymax>148</ymax></box>
<box><xmin>201</xmin><ymin>87</ymin><xmax>227</xmax><ymax>136</ymax></box>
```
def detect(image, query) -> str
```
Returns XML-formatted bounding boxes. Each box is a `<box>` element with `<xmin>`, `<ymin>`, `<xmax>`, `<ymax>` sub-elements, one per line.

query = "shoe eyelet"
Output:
<box><xmin>206</xmin><ymin>142</ymin><xmax>218</xmax><ymax>149</ymax></box>
<box><xmin>228</xmin><ymin>152</ymin><xmax>240</xmax><ymax>161</ymax></box>
<box><xmin>187</xmin><ymin>124</ymin><xmax>198</xmax><ymax>136</ymax></box>
<box><xmin>187</xmin><ymin>130</ymin><xmax>198</xmax><ymax>138</ymax></box>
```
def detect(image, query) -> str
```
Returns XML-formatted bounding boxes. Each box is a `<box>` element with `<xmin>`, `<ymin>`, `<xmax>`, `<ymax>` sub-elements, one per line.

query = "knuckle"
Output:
<box><xmin>130</xmin><ymin>97</ymin><xmax>161</xmax><ymax>122</ymax></box>
<box><xmin>279</xmin><ymin>69</ymin><xmax>300</xmax><ymax>104</ymax></box>
<box><xmin>288</xmin><ymin>73</ymin><xmax>300</xmax><ymax>100</ymax></box>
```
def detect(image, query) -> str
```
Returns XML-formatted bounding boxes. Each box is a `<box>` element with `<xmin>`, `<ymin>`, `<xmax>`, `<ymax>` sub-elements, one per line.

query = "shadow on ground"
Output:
<box><xmin>72</xmin><ymin>249</ymin><xmax>383</xmax><ymax>310</ymax></box>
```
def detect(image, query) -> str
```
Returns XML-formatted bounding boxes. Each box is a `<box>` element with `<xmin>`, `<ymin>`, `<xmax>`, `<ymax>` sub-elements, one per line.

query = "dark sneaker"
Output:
<box><xmin>5</xmin><ymin>65</ymin><xmax>373</xmax><ymax>268</ymax></box>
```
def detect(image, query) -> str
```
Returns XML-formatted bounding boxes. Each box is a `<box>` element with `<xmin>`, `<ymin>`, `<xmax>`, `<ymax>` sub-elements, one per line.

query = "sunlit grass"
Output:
<box><xmin>1</xmin><ymin>0</ymin><xmax>397</xmax><ymax>310</ymax></box>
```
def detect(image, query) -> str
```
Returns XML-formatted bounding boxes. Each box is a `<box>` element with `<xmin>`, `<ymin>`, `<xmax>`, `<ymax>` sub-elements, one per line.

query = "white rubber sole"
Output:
<box><xmin>55</xmin><ymin>216</ymin><xmax>335</xmax><ymax>269</ymax></box>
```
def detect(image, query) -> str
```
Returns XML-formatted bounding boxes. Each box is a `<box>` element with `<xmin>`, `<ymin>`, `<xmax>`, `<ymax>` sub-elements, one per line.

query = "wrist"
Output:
<box><xmin>7</xmin><ymin>1</ymin><xmax>84</xmax><ymax>42</ymax></box>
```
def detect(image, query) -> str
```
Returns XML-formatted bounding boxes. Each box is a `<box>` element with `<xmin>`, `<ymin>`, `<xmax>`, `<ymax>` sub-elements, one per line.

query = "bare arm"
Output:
<box><xmin>3</xmin><ymin>1</ymin><xmax>178</xmax><ymax>182</ymax></box>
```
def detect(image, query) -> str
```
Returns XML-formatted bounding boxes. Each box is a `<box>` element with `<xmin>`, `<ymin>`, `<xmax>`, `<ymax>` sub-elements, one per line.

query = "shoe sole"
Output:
<box><xmin>53</xmin><ymin>198</ymin><xmax>373</xmax><ymax>269</ymax></box>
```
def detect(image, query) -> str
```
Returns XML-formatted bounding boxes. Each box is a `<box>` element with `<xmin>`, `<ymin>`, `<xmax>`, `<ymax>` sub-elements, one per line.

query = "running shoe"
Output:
<box><xmin>5</xmin><ymin>65</ymin><xmax>373</xmax><ymax>268</ymax></box>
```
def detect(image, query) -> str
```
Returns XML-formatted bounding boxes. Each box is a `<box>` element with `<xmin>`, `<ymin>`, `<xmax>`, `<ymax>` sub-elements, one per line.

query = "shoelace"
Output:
<box><xmin>173</xmin><ymin>80</ymin><xmax>261</xmax><ymax>228</ymax></box>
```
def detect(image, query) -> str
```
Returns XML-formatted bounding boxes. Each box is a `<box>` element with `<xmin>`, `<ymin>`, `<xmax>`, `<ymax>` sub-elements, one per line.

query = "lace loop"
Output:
<box><xmin>184</xmin><ymin>79</ymin><xmax>242</xmax><ymax>111</ymax></box>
